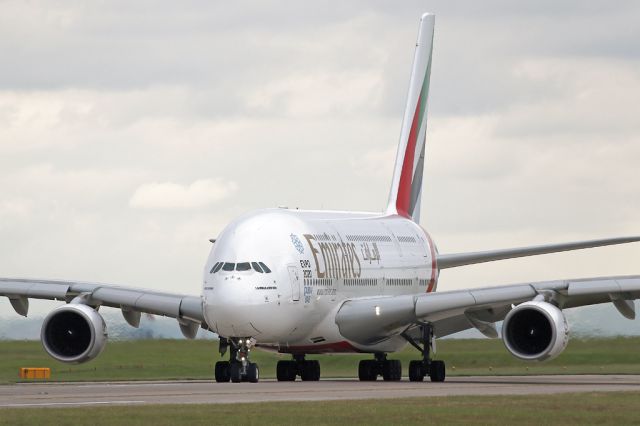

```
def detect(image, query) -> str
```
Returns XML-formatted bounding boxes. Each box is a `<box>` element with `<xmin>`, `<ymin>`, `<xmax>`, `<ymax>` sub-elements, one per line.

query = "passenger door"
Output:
<box><xmin>287</xmin><ymin>264</ymin><xmax>301</xmax><ymax>302</ymax></box>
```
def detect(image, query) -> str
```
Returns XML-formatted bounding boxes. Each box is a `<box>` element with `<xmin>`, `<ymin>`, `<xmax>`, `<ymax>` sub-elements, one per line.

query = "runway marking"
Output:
<box><xmin>0</xmin><ymin>400</ymin><xmax>145</xmax><ymax>408</ymax></box>
<box><xmin>2</xmin><ymin>376</ymin><xmax>639</xmax><ymax>408</ymax></box>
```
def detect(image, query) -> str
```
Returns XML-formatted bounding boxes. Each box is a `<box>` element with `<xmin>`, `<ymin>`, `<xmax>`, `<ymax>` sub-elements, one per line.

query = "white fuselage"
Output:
<box><xmin>202</xmin><ymin>208</ymin><xmax>438</xmax><ymax>354</ymax></box>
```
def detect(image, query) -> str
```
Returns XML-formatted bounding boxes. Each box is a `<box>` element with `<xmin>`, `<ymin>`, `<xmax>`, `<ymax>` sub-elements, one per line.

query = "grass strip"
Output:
<box><xmin>1</xmin><ymin>337</ymin><xmax>640</xmax><ymax>383</ymax></box>
<box><xmin>2</xmin><ymin>392</ymin><xmax>640</xmax><ymax>425</ymax></box>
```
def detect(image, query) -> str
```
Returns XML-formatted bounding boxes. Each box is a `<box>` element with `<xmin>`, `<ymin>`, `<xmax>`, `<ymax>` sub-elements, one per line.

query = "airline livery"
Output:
<box><xmin>2</xmin><ymin>14</ymin><xmax>639</xmax><ymax>383</ymax></box>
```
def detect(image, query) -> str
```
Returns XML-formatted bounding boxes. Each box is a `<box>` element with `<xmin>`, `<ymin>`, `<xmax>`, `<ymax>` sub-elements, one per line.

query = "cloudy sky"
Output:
<box><xmin>1</xmin><ymin>1</ymin><xmax>639</xmax><ymax>324</ymax></box>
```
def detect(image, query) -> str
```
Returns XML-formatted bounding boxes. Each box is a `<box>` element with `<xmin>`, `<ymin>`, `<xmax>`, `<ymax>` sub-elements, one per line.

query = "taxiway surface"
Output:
<box><xmin>1</xmin><ymin>375</ymin><xmax>639</xmax><ymax>408</ymax></box>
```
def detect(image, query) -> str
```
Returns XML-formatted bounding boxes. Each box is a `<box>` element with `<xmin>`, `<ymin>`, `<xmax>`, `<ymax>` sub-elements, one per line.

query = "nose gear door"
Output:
<box><xmin>287</xmin><ymin>264</ymin><xmax>301</xmax><ymax>302</ymax></box>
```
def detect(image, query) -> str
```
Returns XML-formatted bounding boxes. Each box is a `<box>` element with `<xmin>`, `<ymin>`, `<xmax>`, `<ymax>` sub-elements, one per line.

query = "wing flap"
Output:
<box><xmin>566</xmin><ymin>276</ymin><xmax>640</xmax><ymax>297</ymax></box>
<box><xmin>0</xmin><ymin>279</ymin><xmax>70</xmax><ymax>299</ymax></box>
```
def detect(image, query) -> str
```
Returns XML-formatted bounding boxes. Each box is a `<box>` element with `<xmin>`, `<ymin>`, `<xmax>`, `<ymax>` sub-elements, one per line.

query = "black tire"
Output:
<box><xmin>214</xmin><ymin>361</ymin><xmax>230</xmax><ymax>383</ymax></box>
<box><xmin>246</xmin><ymin>363</ymin><xmax>259</xmax><ymax>383</ymax></box>
<box><xmin>358</xmin><ymin>360</ymin><xmax>378</xmax><ymax>381</ymax></box>
<box><xmin>301</xmin><ymin>360</ymin><xmax>321</xmax><ymax>381</ymax></box>
<box><xmin>277</xmin><ymin>360</ymin><xmax>297</xmax><ymax>381</ymax></box>
<box><xmin>382</xmin><ymin>360</ymin><xmax>402</xmax><ymax>381</ymax></box>
<box><xmin>230</xmin><ymin>362</ymin><xmax>242</xmax><ymax>383</ymax></box>
<box><xmin>408</xmin><ymin>360</ymin><xmax>424</xmax><ymax>382</ymax></box>
<box><xmin>429</xmin><ymin>360</ymin><xmax>446</xmax><ymax>383</ymax></box>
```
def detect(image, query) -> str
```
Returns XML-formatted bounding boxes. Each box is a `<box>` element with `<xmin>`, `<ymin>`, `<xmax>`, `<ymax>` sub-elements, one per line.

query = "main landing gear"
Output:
<box><xmin>276</xmin><ymin>355</ymin><xmax>321</xmax><ymax>381</ymax></box>
<box><xmin>358</xmin><ymin>353</ymin><xmax>402</xmax><ymax>381</ymax></box>
<box><xmin>403</xmin><ymin>323</ymin><xmax>446</xmax><ymax>382</ymax></box>
<box><xmin>215</xmin><ymin>337</ymin><xmax>259</xmax><ymax>383</ymax></box>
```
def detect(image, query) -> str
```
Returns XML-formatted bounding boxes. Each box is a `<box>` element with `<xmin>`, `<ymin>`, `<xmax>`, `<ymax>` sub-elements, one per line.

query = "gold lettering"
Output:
<box><xmin>303</xmin><ymin>234</ymin><xmax>325</xmax><ymax>278</ymax></box>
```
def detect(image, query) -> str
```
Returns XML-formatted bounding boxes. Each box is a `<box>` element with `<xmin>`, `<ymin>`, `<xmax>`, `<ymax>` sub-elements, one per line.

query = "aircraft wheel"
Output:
<box><xmin>214</xmin><ymin>361</ymin><xmax>230</xmax><ymax>382</ymax></box>
<box><xmin>408</xmin><ymin>360</ymin><xmax>424</xmax><ymax>382</ymax></box>
<box><xmin>276</xmin><ymin>360</ymin><xmax>297</xmax><ymax>381</ymax></box>
<box><xmin>230</xmin><ymin>362</ymin><xmax>242</xmax><ymax>383</ymax></box>
<box><xmin>301</xmin><ymin>360</ymin><xmax>321</xmax><ymax>381</ymax></box>
<box><xmin>382</xmin><ymin>360</ymin><xmax>402</xmax><ymax>381</ymax></box>
<box><xmin>358</xmin><ymin>360</ymin><xmax>378</xmax><ymax>381</ymax></box>
<box><xmin>429</xmin><ymin>360</ymin><xmax>446</xmax><ymax>382</ymax></box>
<box><xmin>246</xmin><ymin>363</ymin><xmax>259</xmax><ymax>383</ymax></box>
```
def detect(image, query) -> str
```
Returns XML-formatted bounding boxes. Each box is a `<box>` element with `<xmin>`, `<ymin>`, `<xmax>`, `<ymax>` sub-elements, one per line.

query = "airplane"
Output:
<box><xmin>1</xmin><ymin>13</ymin><xmax>639</xmax><ymax>384</ymax></box>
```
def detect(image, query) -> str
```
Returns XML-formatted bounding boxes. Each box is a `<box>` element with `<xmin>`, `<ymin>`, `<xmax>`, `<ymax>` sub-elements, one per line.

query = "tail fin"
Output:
<box><xmin>385</xmin><ymin>13</ymin><xmax>435</xmax><ymax>223</ymax></box>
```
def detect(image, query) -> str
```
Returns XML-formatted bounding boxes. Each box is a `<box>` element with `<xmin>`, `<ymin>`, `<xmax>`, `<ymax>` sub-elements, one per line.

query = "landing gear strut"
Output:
<box><xmin>276</xmin><ymin>354</ymin><xmax>321</xmax><ymax>381</ymax></box>
<box><xmin>357</xmin><ymin>353</ymin><xmax>402</xmax><ymax>381</ymax></box>
<box><xmin>403</xmin><ymin>323</ymin><xmax>446</xmax><ymax>382</ymax></box>
<box><xmin>215</xmin><ymin>337</ymin><xmax>259</xmax><ymax>383</ymax></box>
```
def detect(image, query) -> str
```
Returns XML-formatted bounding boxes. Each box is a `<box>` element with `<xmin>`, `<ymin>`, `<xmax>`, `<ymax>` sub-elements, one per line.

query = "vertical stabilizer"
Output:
<box><xmin>385</xmin><ymin>13</ymin><xmax>435</xmax><ymax>223</ymax></box>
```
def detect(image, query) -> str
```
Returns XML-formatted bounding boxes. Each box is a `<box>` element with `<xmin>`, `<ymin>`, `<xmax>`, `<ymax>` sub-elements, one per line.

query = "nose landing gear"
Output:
<box><xmin>215</xmin><ymin>337</ymin><xmax>260</xmax><ymax>383</ymax></box>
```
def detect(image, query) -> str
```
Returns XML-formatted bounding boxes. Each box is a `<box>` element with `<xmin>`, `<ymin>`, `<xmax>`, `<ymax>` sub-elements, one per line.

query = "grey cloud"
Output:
<box><xmin>0</xmin><ymin>1</ymin><xmax>638</xmax><ymax>299</ymax></box>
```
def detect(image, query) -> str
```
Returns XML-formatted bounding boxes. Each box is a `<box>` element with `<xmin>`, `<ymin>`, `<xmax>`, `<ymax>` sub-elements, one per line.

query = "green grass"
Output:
<box><xmin>1</xmin><ymin>337</ymin><xmax>639</xmax><ymax>384</ymax></box>
<box><xmin>2</xmin><ymin>392</ymin><xmax>640</xmax><ymax>425</ymax></box>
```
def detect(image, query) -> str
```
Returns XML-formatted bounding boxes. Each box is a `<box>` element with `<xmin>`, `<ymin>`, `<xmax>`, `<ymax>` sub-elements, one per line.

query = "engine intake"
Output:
<box><xmin>502</xmin><ymin>301</ymin><xmax>569</xmax><ymax>361</ymax></box>
<box><xmin>41</xmin><ymin>304</ymin><xmax>108</xmax><ymax>364</ymax></box>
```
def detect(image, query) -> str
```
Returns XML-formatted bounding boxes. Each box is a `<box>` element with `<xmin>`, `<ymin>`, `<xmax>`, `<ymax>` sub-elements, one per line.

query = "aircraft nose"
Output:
<box><xmin>204</xmin><ymin>274</ymin><xmax>291</xmax><ymax>338</ymax></box>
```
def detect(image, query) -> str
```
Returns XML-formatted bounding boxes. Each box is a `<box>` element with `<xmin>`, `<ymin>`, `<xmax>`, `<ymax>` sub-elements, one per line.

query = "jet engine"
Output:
<box><xmin>41</xmin><ymin>304</ymin><xmax>108</xmax><ymax>363</ymax></box>
<box><xmin>502</xmin><ymin>301</ymin><xmax>569</xmax><ymax>361</ymax></box>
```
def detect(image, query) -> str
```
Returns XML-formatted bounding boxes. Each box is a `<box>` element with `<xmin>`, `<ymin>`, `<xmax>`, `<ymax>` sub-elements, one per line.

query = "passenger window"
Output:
<box><xmin>236</xmin><ymin>262</ymin><xmax>251</xmax><ymax>272</ymax></box>
<box><xmin>259</xmin><ymin>262</ymin><xmax>272</xmax><ymax>273</ymax></box>
<box><xmin>222</xmin><ymin>262</ymin><xmax>235</xmax><ymax>271</ymax></box>
<box><xmin>213</xmin><ymin>262</ymin><xmax>224</xmax><ymax>273</ymax></box>
<box><xmin>251</xmin><ymin>262</ymin><xmax>264</xmax><ymax>273</ymax></box>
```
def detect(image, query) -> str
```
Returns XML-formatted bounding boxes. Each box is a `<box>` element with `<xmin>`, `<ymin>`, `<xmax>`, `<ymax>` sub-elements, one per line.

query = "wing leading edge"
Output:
<box><xmin>0</xmin><ymin>278</ymin><xmax>204</xmax><ymax>338</ymax></box>
<box><xmin>436</xmin><ymin>236</ymin><xmax>640</xmax><ymax>269</ymax></box>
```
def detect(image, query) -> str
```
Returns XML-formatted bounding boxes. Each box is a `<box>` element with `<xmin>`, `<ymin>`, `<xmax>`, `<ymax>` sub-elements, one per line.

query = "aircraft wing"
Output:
<box><xmin>0</xmin><ymin>278</ymin><xmax>204</xmax><ymax>338</ymax></box>
<box><xmin>335</xmin><ymin>275</ymin><xmax>640</xmax><ymax>345</ymax></box>
<box><xmin>436</xmin><ymin>236</ymin><xmax>640</xmax><ymax>269</ymax></box>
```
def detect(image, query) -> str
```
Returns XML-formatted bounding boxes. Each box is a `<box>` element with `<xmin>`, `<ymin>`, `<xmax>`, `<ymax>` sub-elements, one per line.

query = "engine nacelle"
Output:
<box><xmin>502</xmin><ymin>301</ymin><xmax>569</xmax><ymax>361</ymax></box>
<box><xmin>41</xmin><ymin>304</ymin><xmax>108</xmax><ymax>364</ymax></box>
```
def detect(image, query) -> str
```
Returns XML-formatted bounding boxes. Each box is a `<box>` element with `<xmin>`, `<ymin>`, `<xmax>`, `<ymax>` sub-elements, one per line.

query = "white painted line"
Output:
<box><xmin>0</xmin><ymin>400</ymin><xmax>146</xmax><ymax>408</ymax></box>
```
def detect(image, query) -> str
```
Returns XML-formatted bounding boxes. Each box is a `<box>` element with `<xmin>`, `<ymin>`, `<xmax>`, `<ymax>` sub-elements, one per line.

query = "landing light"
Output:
<box><xmin>375</xmin><ymin>306</ymin><xmax>381</xmax><ymax>316</ymax></box>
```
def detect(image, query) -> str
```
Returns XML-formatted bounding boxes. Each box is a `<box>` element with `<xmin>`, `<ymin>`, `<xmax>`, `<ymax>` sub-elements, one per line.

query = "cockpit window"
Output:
<box><xmin>210</xmin><ymin>262</ymin><xmax>223</xmax><ymax>274</ymax></box>
<box><xmin>215</xmin><ymin>261</ymin><xmax>271</xmax><ymax>273</ymax></box>
<box><xmin>259</xmin><ymin>262</ymin><xmax>272</xmax><ymax>273</ymax></box>
<box><xmin>236</xmin><ymin>262</ymin><xmax>251</xmax><ymax>272</ymax></box>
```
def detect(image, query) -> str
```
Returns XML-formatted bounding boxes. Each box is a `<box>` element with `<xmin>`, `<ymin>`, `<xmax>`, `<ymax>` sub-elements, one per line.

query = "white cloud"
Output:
<box><xmin>129</xmin><ymin>178</ymin><xmax>238</xmax><ymax>209</ymax></box>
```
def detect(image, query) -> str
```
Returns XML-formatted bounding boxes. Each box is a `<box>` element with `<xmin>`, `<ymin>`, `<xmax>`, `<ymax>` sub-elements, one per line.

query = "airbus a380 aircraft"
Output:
<box><xmin>2</xmin><ymin>13</ymin><xmax>639</xmax><ymax>384</ymax></box>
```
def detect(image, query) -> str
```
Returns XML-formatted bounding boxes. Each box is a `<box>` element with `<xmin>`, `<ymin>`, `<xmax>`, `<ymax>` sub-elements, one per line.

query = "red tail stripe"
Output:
<box><xmin>396</xmin><ymin>94</ymin><xmax>422</xmax><ymax>217</ymax></box>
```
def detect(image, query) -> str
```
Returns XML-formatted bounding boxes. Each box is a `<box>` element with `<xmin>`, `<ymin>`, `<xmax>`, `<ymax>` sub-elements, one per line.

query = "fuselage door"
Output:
<box><xmin>287</xmin><ymin>264</ymin><xmax>301</xmax><ymax>302</ymax></box>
